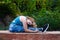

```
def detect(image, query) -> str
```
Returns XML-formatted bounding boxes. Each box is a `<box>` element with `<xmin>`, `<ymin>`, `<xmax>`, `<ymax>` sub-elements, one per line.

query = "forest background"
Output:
<box><xmin>0</xmin><ymin>0</ymin><xmax>60</xmax><ymax>31</ymax></box>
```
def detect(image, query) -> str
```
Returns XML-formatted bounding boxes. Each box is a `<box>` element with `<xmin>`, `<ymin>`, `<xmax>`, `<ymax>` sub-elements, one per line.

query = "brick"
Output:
<box><xmin>0</xmin><ymin>31</ymin><xmax>60</xmax><ymax>40</ymax></box>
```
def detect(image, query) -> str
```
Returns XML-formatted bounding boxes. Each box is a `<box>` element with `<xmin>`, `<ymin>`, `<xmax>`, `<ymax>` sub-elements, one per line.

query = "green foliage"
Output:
<box><xmin>0</xmin><ymin>0</ymin><xmax>60</xmax><ymax>31</ymax></box>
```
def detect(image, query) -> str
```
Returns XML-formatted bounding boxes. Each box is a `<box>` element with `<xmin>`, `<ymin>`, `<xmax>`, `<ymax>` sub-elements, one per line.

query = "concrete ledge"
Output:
<box><xmin>0</xmin><ymin>30</ymin><xmax>60</xmax><ymax>40</ymax></box>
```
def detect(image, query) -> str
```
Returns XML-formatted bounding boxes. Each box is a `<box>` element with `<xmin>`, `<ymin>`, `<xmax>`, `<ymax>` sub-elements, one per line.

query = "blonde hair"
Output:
<box><xmin>26</xmin><ymin>16</ymin><xmax>37</xmax><ymax>27</ymax></box>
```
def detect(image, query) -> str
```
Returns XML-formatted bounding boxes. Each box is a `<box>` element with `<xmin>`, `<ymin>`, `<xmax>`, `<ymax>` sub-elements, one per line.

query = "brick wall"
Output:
<box><xmin>0</xmin><ymin>31</ymin><xmax>60</xmax><ymax>40</ymax></box>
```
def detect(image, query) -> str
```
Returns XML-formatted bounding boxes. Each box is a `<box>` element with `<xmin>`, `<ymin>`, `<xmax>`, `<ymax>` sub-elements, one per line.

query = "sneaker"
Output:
<box><xmin>42</xmin><ymin>24</ymin><xmax>49</xmax><ymax>32</ymax></box>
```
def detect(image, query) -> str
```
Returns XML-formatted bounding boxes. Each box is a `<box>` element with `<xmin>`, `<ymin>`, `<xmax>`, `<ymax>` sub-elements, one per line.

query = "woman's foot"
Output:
<box><xmin>42</xmin><ymin>24</ymin><xmax>49</xmax><ymax>32</ymax></box>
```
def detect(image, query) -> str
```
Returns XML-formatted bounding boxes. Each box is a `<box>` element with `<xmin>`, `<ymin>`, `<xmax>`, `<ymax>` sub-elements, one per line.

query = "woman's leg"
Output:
<box><xmin>9</xmin><ymin>24</ymin><xmax>24</xmax><ymax>32</ymax></box>
<box><xmin>28</xmin><ymin>24</ymin><xmax>49</xmax><ymax>32</ymax></box>
<box><xmin>14</xmin><ymin>25</ymin><xmax>25</xmax><ymax>32</ymax></box>
<box><xmin>9</xmin><ymin>24</ymin><xmax>15</xmax><ymax>32</ymax></box>
<box><xmin>28</xmin><ymin>27</ymin><xmax>43</xmax><ymax>31</ymax></box>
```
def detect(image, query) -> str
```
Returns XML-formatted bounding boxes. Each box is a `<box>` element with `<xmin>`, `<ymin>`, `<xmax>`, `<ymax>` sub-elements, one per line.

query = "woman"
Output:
<box><xmin>9</xmin><ymin>16</ymin><xmax>49</xmax><ymax>32</ymax></box>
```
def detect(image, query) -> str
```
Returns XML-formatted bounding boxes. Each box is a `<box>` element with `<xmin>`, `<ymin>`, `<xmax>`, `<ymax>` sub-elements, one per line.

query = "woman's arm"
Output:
<box><xmin>20</xmin><ymin>16</ymin><xmax>38</xmax><ymax>32</ymax></box>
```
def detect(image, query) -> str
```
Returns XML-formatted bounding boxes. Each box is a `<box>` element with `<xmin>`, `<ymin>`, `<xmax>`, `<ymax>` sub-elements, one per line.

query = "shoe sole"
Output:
<box><xmin>43</xmin><ymin>24</ymin><xmax>49</xmax><ymax>32</ymax></box>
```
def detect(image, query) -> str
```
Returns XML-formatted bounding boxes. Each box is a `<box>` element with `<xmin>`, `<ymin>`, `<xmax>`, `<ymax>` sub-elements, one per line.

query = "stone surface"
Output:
<box><xmin>0</xmin><ymin>30</ymin><xmax>60</xmax><ymax>40</ymax></box>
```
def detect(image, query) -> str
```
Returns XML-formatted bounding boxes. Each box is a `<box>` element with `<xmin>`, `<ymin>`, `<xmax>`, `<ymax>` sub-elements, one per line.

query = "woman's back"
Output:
<box><xmin>11</xmin><ymin>16</ymin><xmax>25</xmax><ymax>26</ymax></box>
